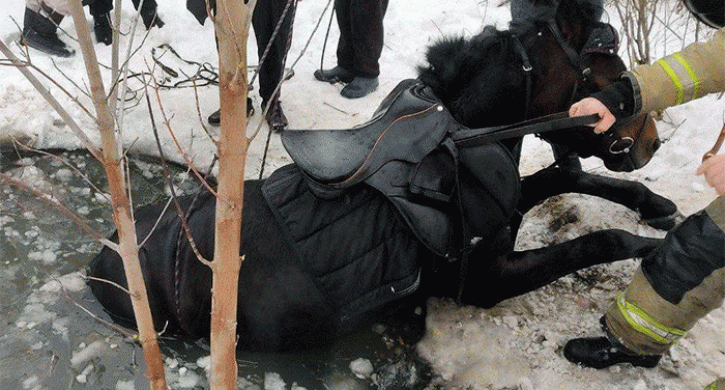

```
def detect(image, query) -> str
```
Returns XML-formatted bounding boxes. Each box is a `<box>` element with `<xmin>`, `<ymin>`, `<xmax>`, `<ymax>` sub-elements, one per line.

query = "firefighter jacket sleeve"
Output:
<box><xmin>625</xmin><ymin>27</ymin><xmax>725</xmax><ymax>115</ymax></box>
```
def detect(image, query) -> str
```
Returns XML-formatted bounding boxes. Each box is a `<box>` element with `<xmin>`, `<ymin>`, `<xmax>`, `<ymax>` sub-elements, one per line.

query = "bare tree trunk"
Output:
<box><xmin>67</xmin><ymin>2</ymin><xmax>168</xmax><ymax>389</ymax></box>
<box><xmin>209</xmin><ymin>0</ymin><xmax>256</xmax><ymax>388</ymax></box>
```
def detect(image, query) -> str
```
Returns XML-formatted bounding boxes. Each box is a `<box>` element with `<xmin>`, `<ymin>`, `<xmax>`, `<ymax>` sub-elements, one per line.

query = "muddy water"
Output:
<box><xmin>0</xmin><ymin>150</ymin><xmax>428</xmax><ymax>390</ymax></box>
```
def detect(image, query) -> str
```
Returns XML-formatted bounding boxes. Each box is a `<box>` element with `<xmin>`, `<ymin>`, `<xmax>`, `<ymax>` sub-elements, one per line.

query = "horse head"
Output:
<box><xmin>540</xmin><ymin>50</ymin><xmax>661</xmax><ymax>172</ymax></box>
<box><xmin>529</xmin><ymin>0</ymin><xmax>660</xmax><ymax>172</ymax></box>
<box><xmin>417</xmin><ymin>0</ymin><xmax>660</xmax><ymax>172</ymax></box>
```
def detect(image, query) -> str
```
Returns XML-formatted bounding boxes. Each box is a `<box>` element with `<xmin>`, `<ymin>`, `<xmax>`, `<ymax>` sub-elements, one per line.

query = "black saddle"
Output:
<box><xmin>282</xmin><ymin>79</ymin><xmax>458</xmax><ymax>188</ymax></box>
<box><xmin>282</xmin><ymin>79</ymin><xmax>519</xmax><ymax>257</ymax></box>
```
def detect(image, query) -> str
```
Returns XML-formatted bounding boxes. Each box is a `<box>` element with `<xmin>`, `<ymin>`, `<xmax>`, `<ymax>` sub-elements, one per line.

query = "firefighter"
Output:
<box><xmin>564</xmin><ymin>1</ymin><xmax>724</xmax><ymax>389</ymax></box>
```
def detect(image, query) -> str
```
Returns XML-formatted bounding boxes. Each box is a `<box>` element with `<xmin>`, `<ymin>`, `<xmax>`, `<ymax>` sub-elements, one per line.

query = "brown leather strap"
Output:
<box><xmin>702</xmin><ymin>123</ymin><xmax>725</xmax><ymax>162</ymax></box>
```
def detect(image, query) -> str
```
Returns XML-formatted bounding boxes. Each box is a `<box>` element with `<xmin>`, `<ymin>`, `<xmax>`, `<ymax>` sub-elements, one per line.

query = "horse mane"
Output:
<box><xmin>416</xmin><ymin>26</ymin><xmax>533</xmax><ymax>127</ymax></box>
<box><xmin>417</xmin><ymin>0</ymin><xmax>607</xmax><ymax>128</ymax></box>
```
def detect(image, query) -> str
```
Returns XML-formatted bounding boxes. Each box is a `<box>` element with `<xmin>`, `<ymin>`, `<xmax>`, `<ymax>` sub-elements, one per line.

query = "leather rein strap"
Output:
<box><xmin>450</xmin><ymin>112</ymin><xmax>600</xmax><ymax>147</ymax></box>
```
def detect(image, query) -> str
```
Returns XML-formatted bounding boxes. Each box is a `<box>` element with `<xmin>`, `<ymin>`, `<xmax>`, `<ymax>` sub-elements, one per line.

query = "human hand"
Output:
<box><xmin>696</xmin><ymin>154</ymin><xmax>725</xmax><ymax>195</ymax></box>
<box><xmin>569</xmin><ymin>97</ymin><xmax>616</xmax><ymax>134</ymax></box>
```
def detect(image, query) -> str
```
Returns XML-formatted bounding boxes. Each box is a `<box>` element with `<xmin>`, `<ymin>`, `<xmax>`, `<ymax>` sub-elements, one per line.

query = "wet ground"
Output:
<box><xmin>0</xmin><ymin>149</ymin><xmax>431</xmax><ymax>390</ymax></box>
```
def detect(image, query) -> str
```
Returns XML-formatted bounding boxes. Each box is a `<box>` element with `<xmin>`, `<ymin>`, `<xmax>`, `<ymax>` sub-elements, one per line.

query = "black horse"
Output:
<box><xmin>88</xmin><ymin>0</ymin><xmax>671</xmax><ymax>352</ymax></box>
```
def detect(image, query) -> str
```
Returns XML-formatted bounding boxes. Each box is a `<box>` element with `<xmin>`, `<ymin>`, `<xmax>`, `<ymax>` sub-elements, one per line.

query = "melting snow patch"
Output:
<box><xmin>71</xmin><ymin>340</ymin><xmax>108</xmax><ymax>368</ymax></box>
<box><xmin>115</xmin><ymin>380</ymin><xmax>135</xmax><ymax>390</ymax></box>
<box><xmin>264</xmin><ymin>372</ymin><xmax>286</xmax><ymax>390</ymax></box>
<box><xmin>350</xmin><ymin>358</ymin><xmax>374</xmax><ymax>379</ymax></box>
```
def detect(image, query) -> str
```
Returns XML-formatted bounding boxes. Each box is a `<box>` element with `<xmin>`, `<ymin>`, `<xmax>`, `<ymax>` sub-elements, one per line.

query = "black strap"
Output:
<box><xmin>511</xmin><ymin>34</ymin><xmax>533</xmax><ymax>119</ymax></box>
<box><xmin>451</xmin><ymin>112</ymin><xmax>600</xmax><ymax>147</ymax></box>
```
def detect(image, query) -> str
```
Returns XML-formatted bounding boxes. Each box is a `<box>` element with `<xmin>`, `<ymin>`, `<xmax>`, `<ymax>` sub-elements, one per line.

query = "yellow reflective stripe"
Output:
<box><xmin>616</xmin><ymin>293</ymin><xmax>687</xmax><ymax>344</ymax></box>
<box><xmin>673</xmin><ymin>53</ymin><xmax>702</xmax><ymax>101</ymax></box>
<box><xmin>656</xmin><ymin>58</ymin><xmax>685</xmax><ymax>105</ymax></box>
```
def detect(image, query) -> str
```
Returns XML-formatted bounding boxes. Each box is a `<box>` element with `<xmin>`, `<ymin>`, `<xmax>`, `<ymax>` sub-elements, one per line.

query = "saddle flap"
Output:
<box><xmin>281</xmin><ymin>79</ymin><xmax>456</xmax><ymax>186</ymax></box>
<box><xmin>409</xmin><ymin>143</ymin><xmax>457</xmax><ymax>203</ymax></box>
<box><xmin>457</xmin><ymin>142</ymin><xmax>520</xmax><ymax>239</ymax></box>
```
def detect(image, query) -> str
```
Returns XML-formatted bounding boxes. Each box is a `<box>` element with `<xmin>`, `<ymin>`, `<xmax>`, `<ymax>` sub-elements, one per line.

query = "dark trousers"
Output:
<box><xmin>334</xmin><ymin>0</ymin><xmax>388</xmax><ymax>78</ymax></box>
<box><xmin>253</xmin><ymin>0</ymin><xmax>297</xmax><ymax>106</ymax></box>
<box><xmin>87</xmin><ymin>0</ymin><xmax>155</xmax><ymax>18</ymax></box>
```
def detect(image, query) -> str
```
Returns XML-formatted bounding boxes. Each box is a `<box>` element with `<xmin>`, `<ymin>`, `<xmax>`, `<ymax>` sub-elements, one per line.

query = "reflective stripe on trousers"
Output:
<box><xmin>614</xmin><ymin>292</ymin><xmax>687</xmax><ymax>345</ymax></box>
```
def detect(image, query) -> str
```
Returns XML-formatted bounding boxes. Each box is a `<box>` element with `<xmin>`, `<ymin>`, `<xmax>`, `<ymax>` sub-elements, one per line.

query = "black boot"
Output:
<box><xmin>207</xmin><ymin>97</ymin><xmax>255</xmax><ymax>126</ymax></box>
<box><xmin>93</xmin><ymin>13</ymin><xmax>113</xmax><ymax>46</ymax></box>
<box><xmin>20</xmin><ymin>8</ymin><xmax>74</xmax><ymax>57</ymax></box>
<box><xmin>340</xmin><ymin>76</ymin><xmax>379</xmax><ymax>99</ymax></box>
<box><xmin>563</xmin><ymin>336</ymin><xmax>662</xmax><ymax>369</ymax></box>
<box><xmin>313</xmin><ymin>66</ymin><xmax>355</xmax><ymax>84</ymax></box>
<box><xmin>264</xmin><ymin>99</ymin><xmax>288</xmax><ymax>133</ymax></box>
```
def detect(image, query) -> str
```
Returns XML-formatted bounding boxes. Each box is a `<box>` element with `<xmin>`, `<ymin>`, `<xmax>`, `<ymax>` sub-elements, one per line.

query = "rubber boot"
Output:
<box><xmin>20</xmin><ymin>7</ymin><xmax>74</xmax><ymax>57</ymax></box>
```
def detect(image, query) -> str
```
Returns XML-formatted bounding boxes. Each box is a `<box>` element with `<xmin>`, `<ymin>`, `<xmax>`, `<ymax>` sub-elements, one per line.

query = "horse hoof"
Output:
<box><xmin>642</xmin><ymin>211</ymin><xmax>683</xmax><ymax>230</ymax></box>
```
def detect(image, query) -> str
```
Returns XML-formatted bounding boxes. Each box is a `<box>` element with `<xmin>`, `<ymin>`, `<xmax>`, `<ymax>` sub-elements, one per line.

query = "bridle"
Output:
<box><xmin>464</xmin><ymin>18</ymin><xmax>639</xmax><ymax>157</ymax></box>
<box><xmin>521</xmin><ymin>17</ymin><xmax>647</xmax><ymax>159</ymax></box>
<box><xmin>605</xmin><ymin>113</ymin><xmax>647</xmax><ymax>155</ymax></box>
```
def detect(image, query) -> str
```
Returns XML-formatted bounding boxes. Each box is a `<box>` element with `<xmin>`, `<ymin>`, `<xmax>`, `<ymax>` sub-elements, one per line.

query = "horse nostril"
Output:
<box><xmin>652</xmin><ymin>138</ymin><xmax>661</xmax><ymax>152</ymax></box>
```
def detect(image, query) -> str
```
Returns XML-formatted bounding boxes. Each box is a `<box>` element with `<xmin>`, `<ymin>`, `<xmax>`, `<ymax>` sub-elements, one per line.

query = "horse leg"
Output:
<box><xmin>517</xmin><ymin>167</ymin><xmax>679</xmax><ymax>230</ymax></box>
<box><xmin>460</xmin><ymin>229</ymin><xmax>662</xmax><ymax>308</ymax></box>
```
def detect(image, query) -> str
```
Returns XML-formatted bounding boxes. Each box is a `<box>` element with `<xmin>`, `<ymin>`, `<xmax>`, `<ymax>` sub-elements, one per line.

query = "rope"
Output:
<box><xmin>319</xmin><ymin>5</ymin><xmax>337</xmax><ymax>74</ymax></box>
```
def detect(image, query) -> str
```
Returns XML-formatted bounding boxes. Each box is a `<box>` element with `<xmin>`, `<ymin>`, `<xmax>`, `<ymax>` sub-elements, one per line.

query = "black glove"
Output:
<box><xmin>93</xmin><ymin>13</ymin><xmax>112</xmax><ymax>46</ymax></box>
<box><xmin>590</xmin><ymin>76</ymin><xmax>636</xmax><ymax>121</ymax></box>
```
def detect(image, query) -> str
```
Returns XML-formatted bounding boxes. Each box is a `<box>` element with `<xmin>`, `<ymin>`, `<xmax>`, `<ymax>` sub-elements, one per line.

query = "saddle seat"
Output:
<box><xmin>282</xmin><ymin>79</ymin><xmax>458</xmax><ymax>187</ymax></box>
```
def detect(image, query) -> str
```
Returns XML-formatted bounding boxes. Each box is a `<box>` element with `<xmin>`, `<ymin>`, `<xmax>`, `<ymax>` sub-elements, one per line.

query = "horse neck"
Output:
<box><xmin>517</xmin><ymin>23</ymin><xmax>584</xmax><ymax>119</ymax></box>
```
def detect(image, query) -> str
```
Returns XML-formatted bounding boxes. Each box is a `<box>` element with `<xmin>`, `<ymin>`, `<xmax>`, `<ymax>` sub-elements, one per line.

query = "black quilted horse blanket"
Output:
<box><xmin>261</xmin><ymin>164</ymin><xmax>423</xmax><ymax>328</ymax></box>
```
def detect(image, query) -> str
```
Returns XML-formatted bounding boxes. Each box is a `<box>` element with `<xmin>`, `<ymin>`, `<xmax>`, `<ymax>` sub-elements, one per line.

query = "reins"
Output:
<box><xmin>451</xmin><ymin>112</ymin><xmax>600</xmax><ymax>147</ymax></box>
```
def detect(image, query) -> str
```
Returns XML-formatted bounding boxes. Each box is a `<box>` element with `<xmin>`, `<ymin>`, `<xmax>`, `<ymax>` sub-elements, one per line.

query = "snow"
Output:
<box><xmin>1</xmin><ymin>0</ymin><xmax>724</xmax><ymax>389</ymax></box>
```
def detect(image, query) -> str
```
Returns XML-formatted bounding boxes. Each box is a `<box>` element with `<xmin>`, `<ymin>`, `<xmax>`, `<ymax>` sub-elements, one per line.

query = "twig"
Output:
<box><xmin>0</xmin><ymin>172</ymin><xmax>117</xmax><ymax>251</ymax></box>
<box><xmin>0</xmin><ymin>41</ymin><xmax>100</xmax><ymax>159</ymax></box>
<box><xmin>702</xmin><ymin>123</ymin><xmax>725</xmax><ymax>162</ymax></box>
<box><xmin>149</xmin><ymin>74</ymin><xmax>219</xmax><ymax>197</ymax></box>
<box><xmin>56</xmin><ymin>276</ymin><xmax>136</xmax><ymax>339</ymax></box>
<box><xmin>11</xmin><ymin>140</ymin><xmax>111</xmax><ymax>203</ymax></box>
<box><xmin>144</xmin><ymin>79</ymin><xmax>213</xmax><ymax>268</ymax></box>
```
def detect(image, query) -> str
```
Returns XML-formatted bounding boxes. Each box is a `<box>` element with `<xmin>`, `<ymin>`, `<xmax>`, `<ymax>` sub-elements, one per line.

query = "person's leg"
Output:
<box><xmin>21</xmin><ymin>0</ymin><xmax>74</xmax><ymax>57</ymax></box>
<box><xmin>337</xmin><ymin>0</ymin><xmax>388</xmax><ymax>98</ymax></box>
<box><xmin>87</xmin><ymin>0</ymin><xmax>113</xmax><ymax>45</ymax></box>
<box><xmin>253</xmin><ymin>0</ymin><xmax>296</xmax><ymax>131</ymax></box>
<box><xmin>564</xmin><ymin>196</ymin><xmax>725</xmax><ymax>368</ymax></box>
<box><xmin>253</xmin><ymin>0</ymin><xmax>295</xmax><ymax>106</ymax></box>
<box><xmin>347</xmin><ymin>0</ymin><xmax>387</xmax><ymax>78</ymax></box>
<box><xmin>130</xmin><ymin>0</ymin><xmax>164</xmax><ymax>29</ymax></box>
<box><xmin>314</xmin><ymin>0</ymin><xmax>355</xmax><ymax>83</ymax></box>
<box><xmin>333</xmin><ymin>0</ymin><xmax>354</xmax><ymax>73</ymax></box>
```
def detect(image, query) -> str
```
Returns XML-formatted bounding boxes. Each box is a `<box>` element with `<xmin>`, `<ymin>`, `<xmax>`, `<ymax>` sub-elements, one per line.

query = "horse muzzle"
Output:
<box><xmin>602</xmin><ymin>113</ymin><xmax>660</xmax><ymax>172</ymax></box>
